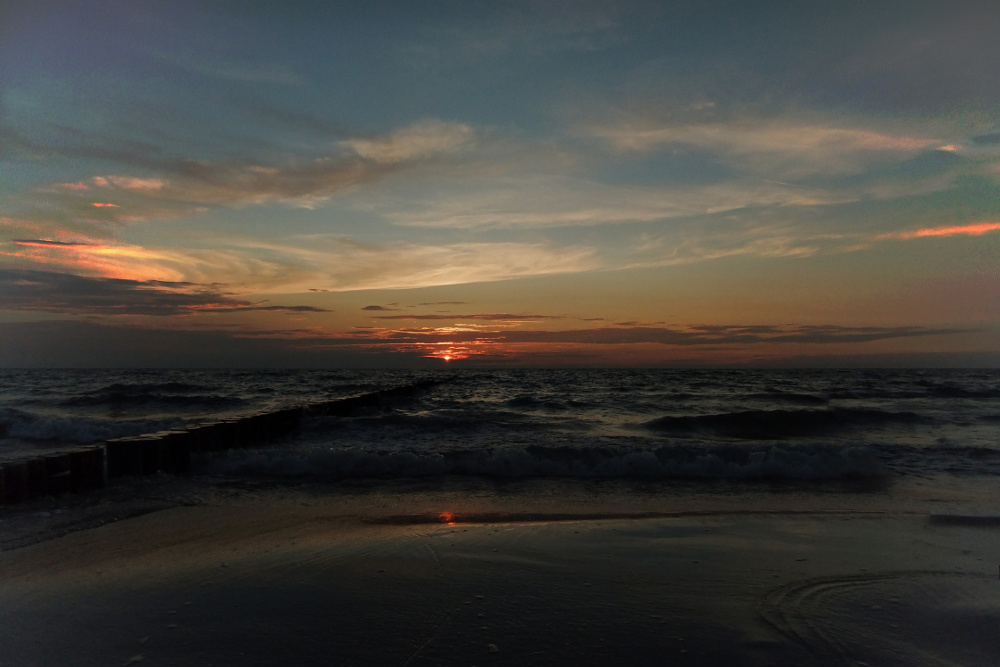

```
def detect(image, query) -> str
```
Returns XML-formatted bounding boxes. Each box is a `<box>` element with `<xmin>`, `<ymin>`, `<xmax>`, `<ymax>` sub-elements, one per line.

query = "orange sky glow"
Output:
<box><xmin>1</xmin><ymin>2</ymin><xmax>998</xmax><ymax>367</ymax></box>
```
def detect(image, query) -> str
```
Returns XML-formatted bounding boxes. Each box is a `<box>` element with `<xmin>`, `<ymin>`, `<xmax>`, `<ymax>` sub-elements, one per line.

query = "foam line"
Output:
<box><xmin>0</xmin><ymin>379</ymin><xmax>451</xmax><ymax>505</ymax></box>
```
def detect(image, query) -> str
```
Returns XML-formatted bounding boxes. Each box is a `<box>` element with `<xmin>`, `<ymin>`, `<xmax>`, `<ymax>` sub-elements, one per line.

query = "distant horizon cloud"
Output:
<box><xmin>5</xmin><ymin>319</ymin><xmax>994</xmax><ymax>369</ymax></box>
<box><xmin>347</xmin><ymin>323</ymin><xmax>965</xmax><ymax>347</ymax></box>
<box><xmin>371</xmin><ymin>313</ymin><xmax>566</xmax><ymax>321</ymax></box>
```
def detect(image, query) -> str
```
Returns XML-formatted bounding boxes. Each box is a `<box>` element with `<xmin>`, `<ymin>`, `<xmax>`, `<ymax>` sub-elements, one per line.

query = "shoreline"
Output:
<box><xmin>2</xmin><ymin>470</ymin><xmax>995</xmax><ymax>552</ymax></box>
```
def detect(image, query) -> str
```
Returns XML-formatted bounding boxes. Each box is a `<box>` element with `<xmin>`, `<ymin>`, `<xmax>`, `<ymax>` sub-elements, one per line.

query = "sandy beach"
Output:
<box><xmin>2</xmin><ymin>481</ymin><xmax>998</xmax><ymax>667</ymax></box>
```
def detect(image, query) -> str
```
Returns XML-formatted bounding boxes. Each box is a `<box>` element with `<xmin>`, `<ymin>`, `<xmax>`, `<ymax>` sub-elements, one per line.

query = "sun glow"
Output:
<box><xmin>423</xmin><ymin>342</ymin><xmax>472</xmax><ymax>361</ymax></box>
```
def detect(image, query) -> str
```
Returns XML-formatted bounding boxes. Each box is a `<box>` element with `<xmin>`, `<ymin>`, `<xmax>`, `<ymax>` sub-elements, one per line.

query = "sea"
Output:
<box><xmin>2</xmin><ymin>368</ymin><xmax>998</xmax><ymax>492</ymax></box>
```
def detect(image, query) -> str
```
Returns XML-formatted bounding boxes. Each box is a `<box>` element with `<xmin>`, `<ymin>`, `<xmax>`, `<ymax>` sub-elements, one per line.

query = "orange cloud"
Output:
<box><xmin>6</xmin><ymin>238</ymin><xmax>183</xmax><ymax>281</ymax></box>
<box><xmin>879</xmin><ymin>222</ymin><xmax>1000</xmax><ymax>240</ymax></box>
<box><xmin>91</xmin><ymin>202</ymin><xmax>119</xmax><ymax>207</ymax></box>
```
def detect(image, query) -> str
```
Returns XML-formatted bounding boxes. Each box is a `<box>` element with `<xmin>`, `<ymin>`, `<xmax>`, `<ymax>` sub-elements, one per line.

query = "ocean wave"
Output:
<box><xmin>97</xmin><ymin>381</ymin><xmax>211</xmax><ymax>394</ymax></box>
<box><xmin>203</xmin><ymin>442</ymin><xmax>887</xmax><ymax>481</ymax></box>
<box><xmin>0</xmin><ymin>407</ymin><xmax>186</xmax><ymax>445</ymax></box>
<box><xmin>746</xmin><ymin>392</ymin><xmax>829</xmax><ymax>405</ymax></box>
<box><xmin>829</xmin><ymin>385</ymin><xmax>1000</xmax><ymax>400</ymax></box>
<box><xmin>914</xmin><ymin>380</ymin><xmax>1000</xmax><ymax>399</ymax></box>
<box><xmin>504</xmin><ymin>395</ymin><xmax>570</xmax><ymax>411</ymax></box>
<box><xmin>644</xmin><ymin>408</ymin><xmax>926</xmax><ymax>439</ymax></box>
<box><xmin>59</xmin><ymin>391</ymin><xmax>246</xmax><ymax>409</ymax></box>
<box><xmin>301</xmin><ymin>408</ymin><xmax>587</xmax><ymax>436</ymax></box>
<box><xmin>501</xmin><ymin>395</ymin><xmax>601</xmax><ymax>411</ymax></box>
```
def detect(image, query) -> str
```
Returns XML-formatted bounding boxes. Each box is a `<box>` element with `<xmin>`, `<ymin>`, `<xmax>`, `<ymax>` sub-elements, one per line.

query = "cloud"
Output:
<box><xmin>339</xmin><ymin>120</ymin><xmax>474</xmax><ymax>164</ymax></box>
<box><xmin>361</xmin><ymin>305</ymin><xmax>396</xmax><ymax>311</ymax></box>
<box><xmin>11</xmin><ymin>239</ymin><xmax>94</xmax><ymax>248</ymax></box>
<box><xmin>582</xmin><ymin>117</ymin><xmax>953</xmax><ymax>178</ymax></box>
<box><xmin>13</xmin><ymin>120</ymin><xmax>477</xmax><ymax>227</ymax></box>
<box><xmin>361</xmin><ymin>173</ymin><xmax>843</xmax><ymax>230</ymax></box>
<box><xmin>111</xmin><ymin>159</ymin><xmax>380</xmax><ymax>209</ymax></box>
<box><xmin>3</xmin><ymin>236</ymin><xmax>192</xmax><ymax>281</ymax></box>
<box><xmin>627</xmin><ymin>221</ymin><xmax>834</xmax><ymax>268</ymax></box>
<box><xmin>3</xmin><ymin>227</ymin><xmax>600</xmax><ymax>293</ymax></box>
<box><xmin>291</xmin><ymin>321</ymin><xmax>970</xmax><ymax>363</ymax></box>
<box><xmin>0</xmin><ymin>320</ymin><xmax>432</xmax><ymax>369</ymax></box>
<box><xmin>0</xmin><ymin>319</ymin><xmax>990</xmax><ymax>369</ymax></box>
<box><xmin>371</xmin><ymin>313</ymin><xmax>565</xmax><ymax>321</ymax></box>
<box><xmin>877</xmin><ymin>222</ymin><xmax>1000</xmax><ymax>240</ymax></box>
<box><xmin>351</xmin><ymin>323</ymin><xmax>963</xmax><ymax>347</ymax></box>
<box><xmin>0</xmin><ymin>269</ymin><xmax>329</xmax><ymax>317</ymax></box>
<box><xmin>209</xmin><ymin>238</ymin><xmax>601</xmax><ymax>293</ymax></box>
<box><xmin>95</xmin><ymin>176</ymin><xmax>167</xmax><ymax>192</ymax></box>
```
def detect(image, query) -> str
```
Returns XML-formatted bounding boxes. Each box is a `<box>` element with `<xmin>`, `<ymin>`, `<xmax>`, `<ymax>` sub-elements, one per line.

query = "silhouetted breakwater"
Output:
<box><xmin>0</xmin><ymin>379</ymin><xmax>448</xmax><ymax>505</ymax></box>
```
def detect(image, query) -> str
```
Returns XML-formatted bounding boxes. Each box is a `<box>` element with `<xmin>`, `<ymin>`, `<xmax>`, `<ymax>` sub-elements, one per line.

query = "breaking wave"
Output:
<box><xmin>59</xmin><ymin>391</ymin><xmax>247</xmax><ymax>409</ymax></box>
<box><xmin>0</xmin><ymin>407</ymin><xmax>186</xmax><ymax>445</ymax></box>
<box><xmin>645</xmin><ymin>408</ymin><xmax>927</xmax><ymax>440</ymax></box>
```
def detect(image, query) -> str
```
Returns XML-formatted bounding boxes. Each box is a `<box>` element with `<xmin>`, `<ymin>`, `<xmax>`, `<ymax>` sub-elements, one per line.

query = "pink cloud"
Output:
<box><xmin>880</xmin><ymin>222</ymin><xmax>1000</xmax><ymax>240</ymax></box>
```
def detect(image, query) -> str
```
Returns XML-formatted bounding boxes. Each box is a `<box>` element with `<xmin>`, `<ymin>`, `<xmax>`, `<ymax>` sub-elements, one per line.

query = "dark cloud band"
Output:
<box><xmin>0</xmin><ymin>269</ymin><xmax>329</xmax><ymax>317</ymax></box>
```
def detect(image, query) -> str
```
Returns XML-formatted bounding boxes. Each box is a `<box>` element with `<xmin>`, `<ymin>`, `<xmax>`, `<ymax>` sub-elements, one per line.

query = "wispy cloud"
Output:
<box><xmin>11</xmin><ymin>239</ymin><xmax>94</xmax><ymax>248</ymax></box>
<box><xmin>0</xmin><ymin>269</ymin><xmax>329</xmax><ymax>317</ymax></box>
<box><xmin>339</xmin><ymin>120</ymin><xmax>473</xmax><ymax>164</ymax></box>
<box><xmin>4</xmin><ymin>237</ymin><xmax>196</xmax><ymax>281</ymax></box>
<box><xmin>371</xmin><ymin>313</ymin><xmax>565</xmax><ymax>321</ymax></box>
<box><xmin>209</xmin><ymin>238</ymin><xmax>601</xmax><ymax>293</ymax></box>
<box><xmin>350</xmin><ymin>323</ymin><xmax>962</xmax><ymax>348</ymax></box>
<box><xmin>582</xmin><ymin>116</ymin><xmax>955</xmax><ymax>178</ymax></box>
<box><xmin>2</xmin><ymin>224</ymin><xmax>600</xmax><ymax>293</ymax></box>
<box><xmin>361</xmin><ymin>174</ymin><xmax>842</xmax><ymax>230</ymax></box>
<box><xmin>303</xmin><ymin>321</ymin><xmax>968</xmax><ymax>362</ymax></box>
<box><xmin>12</xmin><ymin>120</ymin><xmax>477</xmax><ymax>230</ymax></box>
<box><xmin>877</xmin><ymin>221</ymin><xmax>1000</xmax><ymax>240</ymax></box>
<box><xmin>1</xmin><ymin>319</ymin><xmax>986</xmax><ymax>369</ymax></box>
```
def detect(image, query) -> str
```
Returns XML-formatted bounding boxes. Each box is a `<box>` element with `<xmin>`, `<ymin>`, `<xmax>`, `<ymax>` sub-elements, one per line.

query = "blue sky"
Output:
<box><xmin>2</xmin><ymin>1</ymin><xmax>998</xmax><ymax>366</ymax></box>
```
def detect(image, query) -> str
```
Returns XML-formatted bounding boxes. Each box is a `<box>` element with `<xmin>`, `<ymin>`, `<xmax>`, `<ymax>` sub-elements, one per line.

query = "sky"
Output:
<box><xmin>1</xmin><ymin>0</ymin><xmax>998</xmax><ymax>367</ymax></box>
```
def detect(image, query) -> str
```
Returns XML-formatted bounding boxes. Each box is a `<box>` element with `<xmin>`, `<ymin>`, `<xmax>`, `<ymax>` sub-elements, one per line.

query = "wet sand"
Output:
<box><xmin>2</xmin><ymin>486</ymin><xmax>999</xmax><ymax>666</ymax></box>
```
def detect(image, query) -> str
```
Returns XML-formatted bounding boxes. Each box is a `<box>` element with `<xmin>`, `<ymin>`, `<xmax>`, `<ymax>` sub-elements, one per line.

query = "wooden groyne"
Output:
<box><xmin>0</xmin><ymin>378</ymin><xmax>449</xmax><ymax>506</ymax></box>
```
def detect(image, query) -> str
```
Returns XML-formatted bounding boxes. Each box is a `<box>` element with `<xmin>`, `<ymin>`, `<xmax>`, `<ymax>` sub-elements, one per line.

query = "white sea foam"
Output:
<box><xmin>0</xmin><ymin>407</ymin><xmax>185</xmax><ymax>446</ymax></box>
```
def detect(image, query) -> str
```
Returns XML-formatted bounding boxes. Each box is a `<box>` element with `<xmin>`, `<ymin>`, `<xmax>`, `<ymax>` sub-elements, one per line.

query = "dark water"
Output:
<box><xmin>2</xmin><ymin>369</ymin><xmax>998</xmax><ymax>484</ymax></box>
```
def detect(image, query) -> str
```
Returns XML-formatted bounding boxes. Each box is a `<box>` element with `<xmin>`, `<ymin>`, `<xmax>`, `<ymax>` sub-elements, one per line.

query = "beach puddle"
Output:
<box><xmin>759</xmin><ymin>571</ymin><xmax>1000</xmax><ymax>666</ymax></box>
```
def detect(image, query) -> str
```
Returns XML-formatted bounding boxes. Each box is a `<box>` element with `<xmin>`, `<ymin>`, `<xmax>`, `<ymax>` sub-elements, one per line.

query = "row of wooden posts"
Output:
<box><xmin>0</xmin><ymin>379</ymin><xmax>448</xmax><ymax>506</ymax></box>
